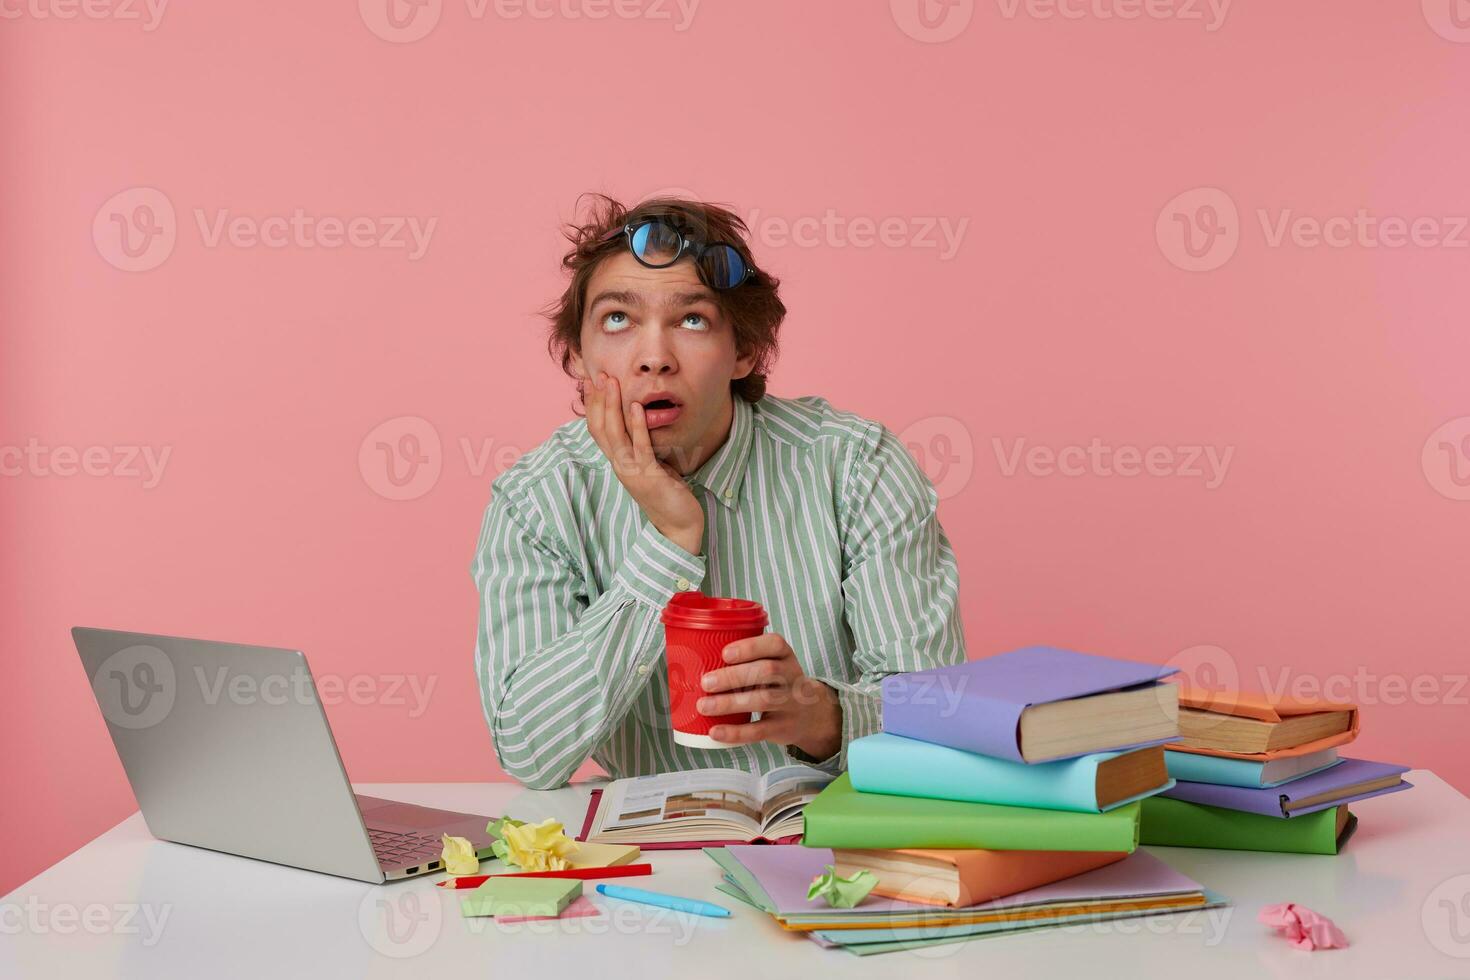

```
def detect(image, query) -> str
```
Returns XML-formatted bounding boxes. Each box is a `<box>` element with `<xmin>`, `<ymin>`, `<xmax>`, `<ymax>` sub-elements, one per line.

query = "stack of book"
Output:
<box><xmin>1141</xmin><ymin>688</ymin><xmax>1413</xmax><ymax>854</ymax></box>
<box><xmin>796</xmin><ymin>647</ymin><xmax>1190</xmax><ymax>919</ymax></box>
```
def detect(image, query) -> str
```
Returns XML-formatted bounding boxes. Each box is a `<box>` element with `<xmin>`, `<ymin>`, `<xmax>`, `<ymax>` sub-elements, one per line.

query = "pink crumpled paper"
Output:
<box><xmin>1258</xmin><ymin>903</ymin><xmax>1349</xmax><ymax>950</ymax></box>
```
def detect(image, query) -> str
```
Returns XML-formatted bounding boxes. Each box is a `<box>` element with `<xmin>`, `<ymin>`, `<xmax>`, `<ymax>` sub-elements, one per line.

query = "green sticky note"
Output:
<box><xmin>486</xmin><ymin>815</ymin><xmax>526</xmax><ymax>868</ymax></box>
<box><xmin>460</xmin><ymin>877</ymin><xmax>583</xmax><ymax>918</ymax></box>
<box><xmin>486</xmin><ymin>815</ymin><xmax>526</xmax><ymax>838</ymax></box>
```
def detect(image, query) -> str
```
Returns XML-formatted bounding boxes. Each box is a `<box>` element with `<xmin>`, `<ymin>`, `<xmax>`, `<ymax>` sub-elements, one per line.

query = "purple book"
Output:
<box><xmin>880</xmin><ymin>646</ymin><xmax>1179</xmax><ymax>764</ymax></box>
<box><xmin>1161</xmin><ymin>757</ymin><xmax>1412</xmax><ymax>817</ymax></box>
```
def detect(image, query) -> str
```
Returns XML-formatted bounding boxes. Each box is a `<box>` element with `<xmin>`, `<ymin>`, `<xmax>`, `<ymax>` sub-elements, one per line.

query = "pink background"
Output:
<box><xmin>5</xmin><ymin>1</ymin><xmax>1470</xmax><ymax>895</ymax></box>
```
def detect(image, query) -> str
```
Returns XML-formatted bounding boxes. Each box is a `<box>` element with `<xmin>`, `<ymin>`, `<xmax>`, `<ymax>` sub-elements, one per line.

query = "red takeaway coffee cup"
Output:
<box><xmin>660</xmin><ymin>591</ymin><xmax>769</xmax><ymax>749</ymax></box>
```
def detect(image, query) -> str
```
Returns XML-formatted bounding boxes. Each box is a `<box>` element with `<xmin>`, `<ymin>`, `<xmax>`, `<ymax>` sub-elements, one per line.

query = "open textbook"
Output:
<box><xmin>581</xmin><ymin>765</ymin><xmax>836</xmax><ymax>845</ymax></box>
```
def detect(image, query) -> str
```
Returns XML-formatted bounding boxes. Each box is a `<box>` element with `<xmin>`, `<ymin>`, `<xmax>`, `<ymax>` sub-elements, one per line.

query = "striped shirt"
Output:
<box><xmin>471</xmin><ymin>391</ymin><xmax>966</xmax><ymax>789</ymax></box>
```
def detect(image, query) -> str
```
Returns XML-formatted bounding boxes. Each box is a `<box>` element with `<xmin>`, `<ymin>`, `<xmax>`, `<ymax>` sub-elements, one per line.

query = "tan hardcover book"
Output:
<box><xmin>1165</xmin><ymin>687</ymin><xmax>1359</xmax><ymax>761</ymax></box>
<box><xmin>1018</xmin><ymin>684</ymin><xmax>1179</xmax><ymax>762</ymax></box>
<box><xmin>830</xmin><ymin>847</ymin><xmax>1128</xmax><ymax>908</ymax></box>
<box><xmin>1175</xmin><ymin>706</ymin><xmax>1353</xmax><ymax>754</ymax></box>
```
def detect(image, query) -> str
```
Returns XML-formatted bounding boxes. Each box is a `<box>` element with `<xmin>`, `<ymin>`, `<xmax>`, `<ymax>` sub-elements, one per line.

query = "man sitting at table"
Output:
<box><xmin>471</xmin><ymin>194</ymin><xmax>966</xmax><ymax>788</ymax></box>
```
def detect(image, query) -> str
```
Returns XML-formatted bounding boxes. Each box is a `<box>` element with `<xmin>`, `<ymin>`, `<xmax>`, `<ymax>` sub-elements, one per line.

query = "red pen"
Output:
<box><xmin>435</xmin><ymin>863</ymin><xmax>654</xmax><ymax>889</ymax></box>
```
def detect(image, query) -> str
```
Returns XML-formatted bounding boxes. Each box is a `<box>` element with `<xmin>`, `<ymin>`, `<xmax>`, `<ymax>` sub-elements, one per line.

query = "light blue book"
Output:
<box><xmin>1163</xmin><ymin>748</ymin><xmax>1343</xmax><ymax>788</ymax></box>
<box><xmin>847</xmin><ymin>732</ymin><xmax>1174</xmax><ymax>813</ymax></box>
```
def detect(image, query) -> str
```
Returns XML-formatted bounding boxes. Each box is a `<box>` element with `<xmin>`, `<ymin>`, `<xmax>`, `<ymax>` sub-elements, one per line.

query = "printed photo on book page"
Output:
<box><xmin>758</xmin><ymin>765</ymin><xmax>835</xmax><ymax>828</ymax></box>
<box><xmin>598</xmin><ymin>765</ymin><xmax>833</xmax><ymax>835</ymax></box>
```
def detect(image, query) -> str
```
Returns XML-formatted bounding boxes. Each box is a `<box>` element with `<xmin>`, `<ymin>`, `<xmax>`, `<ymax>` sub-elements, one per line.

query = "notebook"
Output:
<box><xmin>804</xmin><ymin>890</ymin><xmax>1233</xmax><ymax>956</ymax></box>
<box><xmin>881</xmin><ymin>646</ymin><xmax>1180</xmax><ymax>763</ymax></box>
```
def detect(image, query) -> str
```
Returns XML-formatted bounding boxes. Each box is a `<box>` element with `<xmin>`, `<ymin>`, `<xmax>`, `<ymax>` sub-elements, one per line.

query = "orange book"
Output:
<box><xmin>1165</xmin><ymin>686</ymin><xmax>1359</xmax><ymax>761</ymax></box>
<box><xmin>829</xmin><ymin>847</ymin><xmax>1128</xmax><ymax>908</ymax></box>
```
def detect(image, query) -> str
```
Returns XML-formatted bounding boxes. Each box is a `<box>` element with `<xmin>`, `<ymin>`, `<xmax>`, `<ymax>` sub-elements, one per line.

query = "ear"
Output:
<box><xmin>732</xmin><ymin>346</ymin><xmax>757</xmax><ymax>382</ymax></box>
<box><xmin>569</xmin><ymin>349</ymin><xmax>587</xmax><ymax>380</ymax></box>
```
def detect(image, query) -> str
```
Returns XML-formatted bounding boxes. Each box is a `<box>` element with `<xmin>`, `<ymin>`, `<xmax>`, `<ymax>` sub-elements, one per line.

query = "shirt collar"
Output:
<box><xmin>684</xmin><ymin>394</ymin><xmax>754</xmax><ymax>510</ymax></box>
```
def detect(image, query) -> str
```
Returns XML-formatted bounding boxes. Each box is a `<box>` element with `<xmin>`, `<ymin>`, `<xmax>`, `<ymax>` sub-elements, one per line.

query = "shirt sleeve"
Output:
<box><xmin>471</xmin><ymin>483</ymin><xmax>706</xmax><ymax>789</ymax></box>
<box><xmin>789</xmin><ymin>423</ymin><xmax>967</xmax><ymax>773</ymax></box>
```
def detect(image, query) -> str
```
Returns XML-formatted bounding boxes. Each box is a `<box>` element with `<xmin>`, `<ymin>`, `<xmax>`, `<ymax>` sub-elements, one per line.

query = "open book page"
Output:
<box><xmin>597</xmin><ymin>768</ymin><xmax>765</xmax><ymax>836</ymax></box>
<box><xmin>756</xmin><ymin>765</ymin><xmax>836</xmax><ymax>834</ymax></box>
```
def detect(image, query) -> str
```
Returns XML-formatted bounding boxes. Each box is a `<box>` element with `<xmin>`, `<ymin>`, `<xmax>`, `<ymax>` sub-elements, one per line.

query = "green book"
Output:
<box><xmin>799</xmin><ymin>773</ymin><xmax>1140</xmax><ymax>852</ymax></box>
<box><xmin>460</xmin><ymin>877</ymin><xmax>582</xmax><ymax>918</ymax></box>
<box><xmin>1140</xmin><ymin>796</ymin><xmax>1355</xmax><ymax>855</ymax></box>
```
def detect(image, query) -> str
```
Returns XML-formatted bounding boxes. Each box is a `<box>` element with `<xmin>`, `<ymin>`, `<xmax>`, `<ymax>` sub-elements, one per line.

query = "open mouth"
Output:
<box><xmin>639</xmin><ymin>397</ymin><xmax>684</xmax><ymax>429</ymax></box>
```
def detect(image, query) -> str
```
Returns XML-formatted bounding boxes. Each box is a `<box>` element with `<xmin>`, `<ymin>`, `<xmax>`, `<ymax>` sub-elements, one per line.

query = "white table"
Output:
<box><xmin>4</xmin><ymin>770</ymin><xmax>1468</xmax><ymax>977</ymax></box>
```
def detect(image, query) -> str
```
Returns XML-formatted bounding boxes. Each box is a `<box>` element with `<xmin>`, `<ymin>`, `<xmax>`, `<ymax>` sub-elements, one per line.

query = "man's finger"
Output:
<box><xmin>585</xmin><ymin>381</ymin><xmax>603</xmax><ymax>441</ymax></box>
<box><xmin>601</xmin><ymin>374</ymin><xmax>633</xmax><ymax>455</ymax></box>
<box><xmin>597</xmin><ymin>376</ymin><xmax>644</xmax><ymax>476</ymax></box>
<box><xmin>697</xmin><ymin>686</ymin><xmax>794</xmax><ymax>716</ymax></box>
<box><xmin>721</xmin><ymin>633</ymin><xmax>789</xmax><ymax>663</ymax></box>
<box><xmin>626</xmin><ymin>401</ymin><xmax>655</xmax><ymax>465</ymax></box>
<box><xmin>587</xmin><ymin>383</ymin><xmax>621</xmax><ymax>463</ymax></box>
<box><xmin>708</xmin><ymin>716</ymin><xmax>789</xmax><ymax>746</ymax></box>
<box><xmin>701</xmin><ymin>658</ymin><xmax>790</xmax><ymax>693</ymax></box>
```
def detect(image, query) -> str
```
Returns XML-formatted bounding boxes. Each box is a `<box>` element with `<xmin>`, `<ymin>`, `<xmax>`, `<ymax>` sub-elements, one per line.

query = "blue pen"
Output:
<box><xmin>595</xmin><ymin>883</ymin><xmax>732</xmax><ymax>918</ymax></box>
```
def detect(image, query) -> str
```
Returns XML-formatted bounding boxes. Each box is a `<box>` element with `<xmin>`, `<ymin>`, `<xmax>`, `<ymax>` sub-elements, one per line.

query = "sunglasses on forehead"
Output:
<box><xmin>599</xmin><ymin>217</ymin><xmax>755</xmax><ymax>290</ymax></box>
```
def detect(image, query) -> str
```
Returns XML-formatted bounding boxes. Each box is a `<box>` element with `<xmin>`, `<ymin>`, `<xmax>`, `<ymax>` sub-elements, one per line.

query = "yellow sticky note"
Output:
<box><xmin>441</xmin><ymin>834</ymin><xmax>480</xmax><ymax>876</ymax></box>
<box><xmin>566</xmin><ymin>842</ymin><xmax>641</xmax><ymax>870</ymax></box>
<box><xmin>501</xmin><ymin>818</ymin><xmax>580</xmax><ymax>872</ymax></box>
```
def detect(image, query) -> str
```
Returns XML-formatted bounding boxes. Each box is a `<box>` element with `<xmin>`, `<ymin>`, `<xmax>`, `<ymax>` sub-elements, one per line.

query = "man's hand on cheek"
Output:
<box><xmin>697</xmin><ymin>633</ymin><xmax>842</xmax><ymax>762</ymax></box>
<box><xmin>582</xmin><ymin>370</ymin><xmax>705</xmax><ymax>557</ymax></box>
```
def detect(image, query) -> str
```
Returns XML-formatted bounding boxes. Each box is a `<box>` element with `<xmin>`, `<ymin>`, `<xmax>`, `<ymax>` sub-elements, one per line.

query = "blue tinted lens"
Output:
<box><xmin>628</xmin><ymin>221</ymin><xmax>682</xmax><ymax>266</ymax></box>
<box><xmin>701</xmin><ymin>244</ymin><xmax>747</xmax><ymax>289</ymax></box>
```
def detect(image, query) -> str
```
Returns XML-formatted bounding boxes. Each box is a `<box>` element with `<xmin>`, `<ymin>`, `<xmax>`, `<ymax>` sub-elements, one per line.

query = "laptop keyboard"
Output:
<box><xmin>368</xmin><ymin>828</ymin><xmax>445</xmax><ymax>868</ymax></box>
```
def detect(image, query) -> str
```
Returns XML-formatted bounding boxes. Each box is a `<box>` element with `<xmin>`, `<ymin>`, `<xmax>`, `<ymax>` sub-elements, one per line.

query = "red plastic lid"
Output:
<box><xmin>660</xmin><ymin>591</ymin><xmax>768</xmax><ymax>631</ymax></box>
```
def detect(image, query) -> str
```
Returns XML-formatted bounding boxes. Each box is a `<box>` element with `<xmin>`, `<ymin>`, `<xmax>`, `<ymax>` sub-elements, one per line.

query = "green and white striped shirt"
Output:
<box><xmin>471</xmin><ymin>392</ymin><xmax>966</xmax><ymax>789</ymax></box>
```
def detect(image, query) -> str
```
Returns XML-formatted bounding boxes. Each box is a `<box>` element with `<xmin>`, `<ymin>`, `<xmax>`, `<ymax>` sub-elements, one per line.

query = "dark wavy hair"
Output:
<box><xmin>543</xmin><ymin>193</ymin><xmax>786</xmax><ymax>414</ymax></box>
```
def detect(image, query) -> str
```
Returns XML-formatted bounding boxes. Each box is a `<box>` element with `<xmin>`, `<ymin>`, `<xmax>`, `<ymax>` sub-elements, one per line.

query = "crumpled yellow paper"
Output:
<box><xmin>807</xmin><ymin>865</ymin><xmax>878</xmax><ymax>908</ymax></box>
<box><xmin>499</xmin><ymin>818</ymin><xmax>580</xmax><ymax>872</ymax></box>
<box><xmin>440</xmin><ymin>834</ymin><xmax>479</xmax><ymax>876</ymax></box>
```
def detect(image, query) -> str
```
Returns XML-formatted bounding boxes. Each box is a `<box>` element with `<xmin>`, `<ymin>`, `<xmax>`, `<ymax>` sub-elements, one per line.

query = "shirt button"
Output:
<box><xmin>722</xmin><ymin>488</ymin><xmax>733</xmax><ymax>500</ymax></box>
<box><xmin>676</xmin><ymin>577</ymin><xmax>691</xmax><ymax>591</ymax></box>
<box><xmin>637</xmin><ymin>664</ymin><xmax>650</xmax><ymax>676</ymax></box>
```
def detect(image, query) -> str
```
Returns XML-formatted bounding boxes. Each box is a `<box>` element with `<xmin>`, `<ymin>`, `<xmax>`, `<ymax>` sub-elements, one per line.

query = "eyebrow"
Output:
<box><xmin>586</xmin><ymin>288</ymin><xmax>718</xmax><ymax>310</ymax></box>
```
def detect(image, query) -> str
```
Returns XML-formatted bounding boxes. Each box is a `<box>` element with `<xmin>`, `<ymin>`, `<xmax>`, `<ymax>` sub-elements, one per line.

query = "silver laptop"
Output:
<box><xmin>73</xmin><ymin>627</ymin><xmax>497</xmax><ymax>883</ymax></box>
